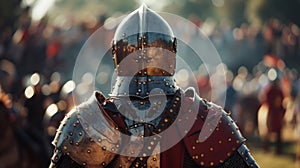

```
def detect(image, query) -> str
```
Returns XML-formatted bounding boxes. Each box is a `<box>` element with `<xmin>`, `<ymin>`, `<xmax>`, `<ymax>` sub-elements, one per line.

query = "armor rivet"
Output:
<box><xmin>218</xmin><ymin>140</ymin><xmax>222</xmax><ymax>144</ymax></box>
<box><xmin>188</xmin><ymin>109</ymin><xmax>192</xmax><ymax>113</ymax></box>
<box><xmin>227</xmin><ymin>152</ymin><xmax>231</xmax><ymax>156</ymax></box>
<box><xmin>195</xmin><ymin>155</ymin><xmax>199</xmax><ymax>159</ymax></box>
<box><xmin>200</xmin><ymin>153</ymin><xmax>204</xmax><ymax>157</ymax></box>
<box><xmin>144</xmin><ymin>71</ymin><xmax>147</xmax><ymax>74</ymax></box>
<box><xmin>69</xmin><ymin>140</ymin><xmax>73</xmax><ymax>145</ymax></box>
<box><xmin>66</xmin><ymin>152</ymin><xmax>70</xmax><ymax>156</ymax></box>
<box><xmin>136</xmin><ymin>92</ymin><xmax>139</xmax><ymax>95</ymax></box>
<box><xmin>79</xmin><ymin>132</ymin><xmax>82</xmax><ymax>136</ymax></box>
<box><xmin>75</xmin><ymin>142</ymin><xmax>79</xmax><ymax>146</ymax></box>
<box><xmin>87</xmin><ymin>149</ymin><xmax>91</xmax><ymax>153</ymax></box>
<box><xmin>245</xmin><ymin>157</ymin><xmax>249</xmax><ymax>161</ymax></box>
<box><xmin>169</xmin><ymin>109</ymin><xmax>173</xmax><ymax>113</ymax></box>
<box><xmin>216</xmin><ymin>128</ymin><xmax>219</xmax><ymax>131</ymax></box>
<box><xmin>236</xmin><ymin>140</ymin><xmax>240</xmax><ymax>144</ymax></box>
<box><xmin>219</xmin><ymin>120</ymin><xmax>222</xmax><ymax>124</ymax></box>
<box><xmin>228</xmin><ymin>123</ymin><xmax>231</xmax><ymax>126</ymax></box>
<box><xmin>150</xmin><ymin>141</ymin><xmax>154</xmax><ymax>145</ymax></box>
<box><xmin>196</xmin><ymin>140</ymin><xmax>200</xmax><ymax>144</ymax></box>
<box><xmin>73</xmin><ymin>123</ymin><xmax>76</xmax><ymax>127</ymax></box>
<box><xmin>82</xmin><ymin>162</ymin><xmax>86</xmax><ymax>166</ymax></box>
<box><xmin>220</xmin><ymin>160</ymin><xmax>224</xmax><ymax>163</ymax></box>
<box><xmin>55</xmin><ymin>156</ymin><xmax>59</xmax><ymax>161</ymax></box>
<box><xmin>192</xmin><ymin>146</ymin><xmax>196</xmax><ymax>150</ymax></box>
<box><xmin>232</xmin><ymin>131</ymin><xmax>235</xmax><ymax>135</ymax></box>
<box><xmin>116</xmin><ymin>144</ymin><xmax>120</xmax><ymax>148</ymax></box>
<box><xmin>147</xmin><ymin>146</ymin><xmax>152</xmax><ymax>150</ymax></box>
<box><xmin>175</xmin><ymin>97</ymin><xmax>180</xmax><ymax>101</ymax></box>
<box><xmin>89</xmin><ymin>138</ymin><xmax>94</xmax><ymax>142</ymax></box>
<box><xmin>111</xmin><ymin>147</ymin><xmax>115</xmax><ymax>151</ymax></box>
<box><xmin>138</xmin><ymin>89</ymin><xmax>141</xmax><ymax>92</ymax></box>
<box><xmin>128</xmin><ymin>157</ymin><xmax>131</xmax><ymax>161</ymax></box>
<box><xmin>148</xmin><ymin>79</ymin><xmax>151</xmax><ymax>82</ymax></box>
<box><xmin>210</xmin><ymin>147</ymin><xmax>214</xmax><ymax>151</ymax></box>
<box><xmin>153</xmin><ymin>158</ymin><xmax>156</xmax><ymax>161</ymax></box>
<box><xmin>142</xmin><ymin>153</ymin><xmax>147</xmax><ymax>157</ymax></box>
<box><xmin>139</xmin><ymin>157</ymin><xmax>143</xmax><ymax>161</ymax></box>
<box><xmin>102</xmin><ymin>162</ymin><xmax>106</xmax><ymax>166</ymax></box>
<box><xmin>158</xmin><ymin>128</ymin><xmax>161</xmax><ymax>132</ymax></box>
<box><xmin>63</xmin><ymin>146</ymin><xmax>67</xmax><ymax>150</ymax></box>
<box><xmin>164</xmin><ymin>118</ymin><xmax>168</xmax><ymax>123</ymax></box>
<box><xmin>200</xmin><ymin>161</ymin><xmax>204</xmax><ymax>166</ymax></box>
<box><xmin>134</xmin><ymin>124</ymin><xmax>138</xmax><ymax>128</ymax></box>
<box><xmin>178</xmin><ymin>119</ymin><xmax>182</xmax><ymax>122</ymax></box>
<box><xmin>98</xmin><ymin>138</ymin><xmax>102</xmax><ymax>142</ymax></box>
<box><xmin>102</xmin><ymin>146</ymin><xmax>106</xmax><ymax>150</ymax></box>
<box><xmin>153</xmin><ymin>137</ymin><xmax>157</xmax><ymax>140</ymax></box>
<box><xmin>228</xmin><ymin>138</ymin><xmax>232</xmax><ymax>142</ymax></box>
<box><xmin>122</xmin><ymin>33</ymin><xmax>126</xmax><ymax>37</ymax></box>
<box><xmin>241</xmin><ymin>152</ymin><xmax>244</xmax><ymax>155</ymax></box>
<box><xmin>210</xmin><ymin>162</ymin><xmax>214</xmax><ymax>166</ymax></box>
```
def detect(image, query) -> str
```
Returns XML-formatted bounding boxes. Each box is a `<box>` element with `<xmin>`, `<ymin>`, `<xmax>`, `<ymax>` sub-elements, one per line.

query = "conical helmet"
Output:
<box><xmin>111</xmin><ymin>4</ymin><xmax>177</xmax><ymax>98</ymax></box>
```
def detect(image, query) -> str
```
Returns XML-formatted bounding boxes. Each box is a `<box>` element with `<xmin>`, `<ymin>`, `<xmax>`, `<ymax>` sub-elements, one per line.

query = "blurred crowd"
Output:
<box><xmin>0</xmin><ymin>7</ymin><xmax>300</xmax><ymax>168</ymax></box>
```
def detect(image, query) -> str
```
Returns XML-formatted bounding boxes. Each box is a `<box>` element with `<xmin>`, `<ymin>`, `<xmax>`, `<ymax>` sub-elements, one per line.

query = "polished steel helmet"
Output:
<box><xmin>110</xmin><ymin>4</ymin><xmax>178</xmax><ymax>98</ymax></box>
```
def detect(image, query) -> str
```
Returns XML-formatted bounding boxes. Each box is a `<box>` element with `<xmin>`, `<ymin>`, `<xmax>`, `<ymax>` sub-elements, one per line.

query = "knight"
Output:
<box><xmin>50</xmin><ymin>4</ymin><xmax>259</xmax><ymax>168</ymax></box>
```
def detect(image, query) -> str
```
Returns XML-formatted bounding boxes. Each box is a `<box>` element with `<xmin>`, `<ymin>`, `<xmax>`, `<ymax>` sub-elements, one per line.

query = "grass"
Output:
<box><xmin>252</xmin><ymin>150</ymin><xmax>295</xmax><ymax>168</ymax></box>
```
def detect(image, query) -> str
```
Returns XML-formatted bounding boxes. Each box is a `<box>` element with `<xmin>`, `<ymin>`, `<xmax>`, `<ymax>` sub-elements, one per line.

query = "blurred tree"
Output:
<box><xmin>163</xmin><ymin>0</ymin><xmax>247</xmax><ymax>26</ymax></box>
<box><xmin>0</xmin><ymin>0</ymin><xmax>22</xmax><ymax>31</ymax></box>
<box><xmin>52</xmin><ymin>0</ymin><xmax>138</xmax><ymax>20</ymax></box>
<box><xmin>247</xmin><ymin>0</ymin><xmax>300</xmax><ymax>26</ymax></box>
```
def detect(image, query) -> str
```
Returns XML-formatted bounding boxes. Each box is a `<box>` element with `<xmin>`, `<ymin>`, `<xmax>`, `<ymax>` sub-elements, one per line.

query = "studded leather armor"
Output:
<box><xmin>50</xmin><ymin>89</ymin><xmax>259</xmax><ymax>168</ymax></box>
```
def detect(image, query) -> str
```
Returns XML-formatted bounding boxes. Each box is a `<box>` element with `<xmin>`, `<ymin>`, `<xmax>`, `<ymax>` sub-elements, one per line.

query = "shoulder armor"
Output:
<box><xmin>51</xmin><ymin>92</ymin><xmax>122</xmax><ymax>167</ymax></box>
<box><xmin>183</xmin><ymin>90</ymin><xmax>246</xmax><ymax>167</ymax></box>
